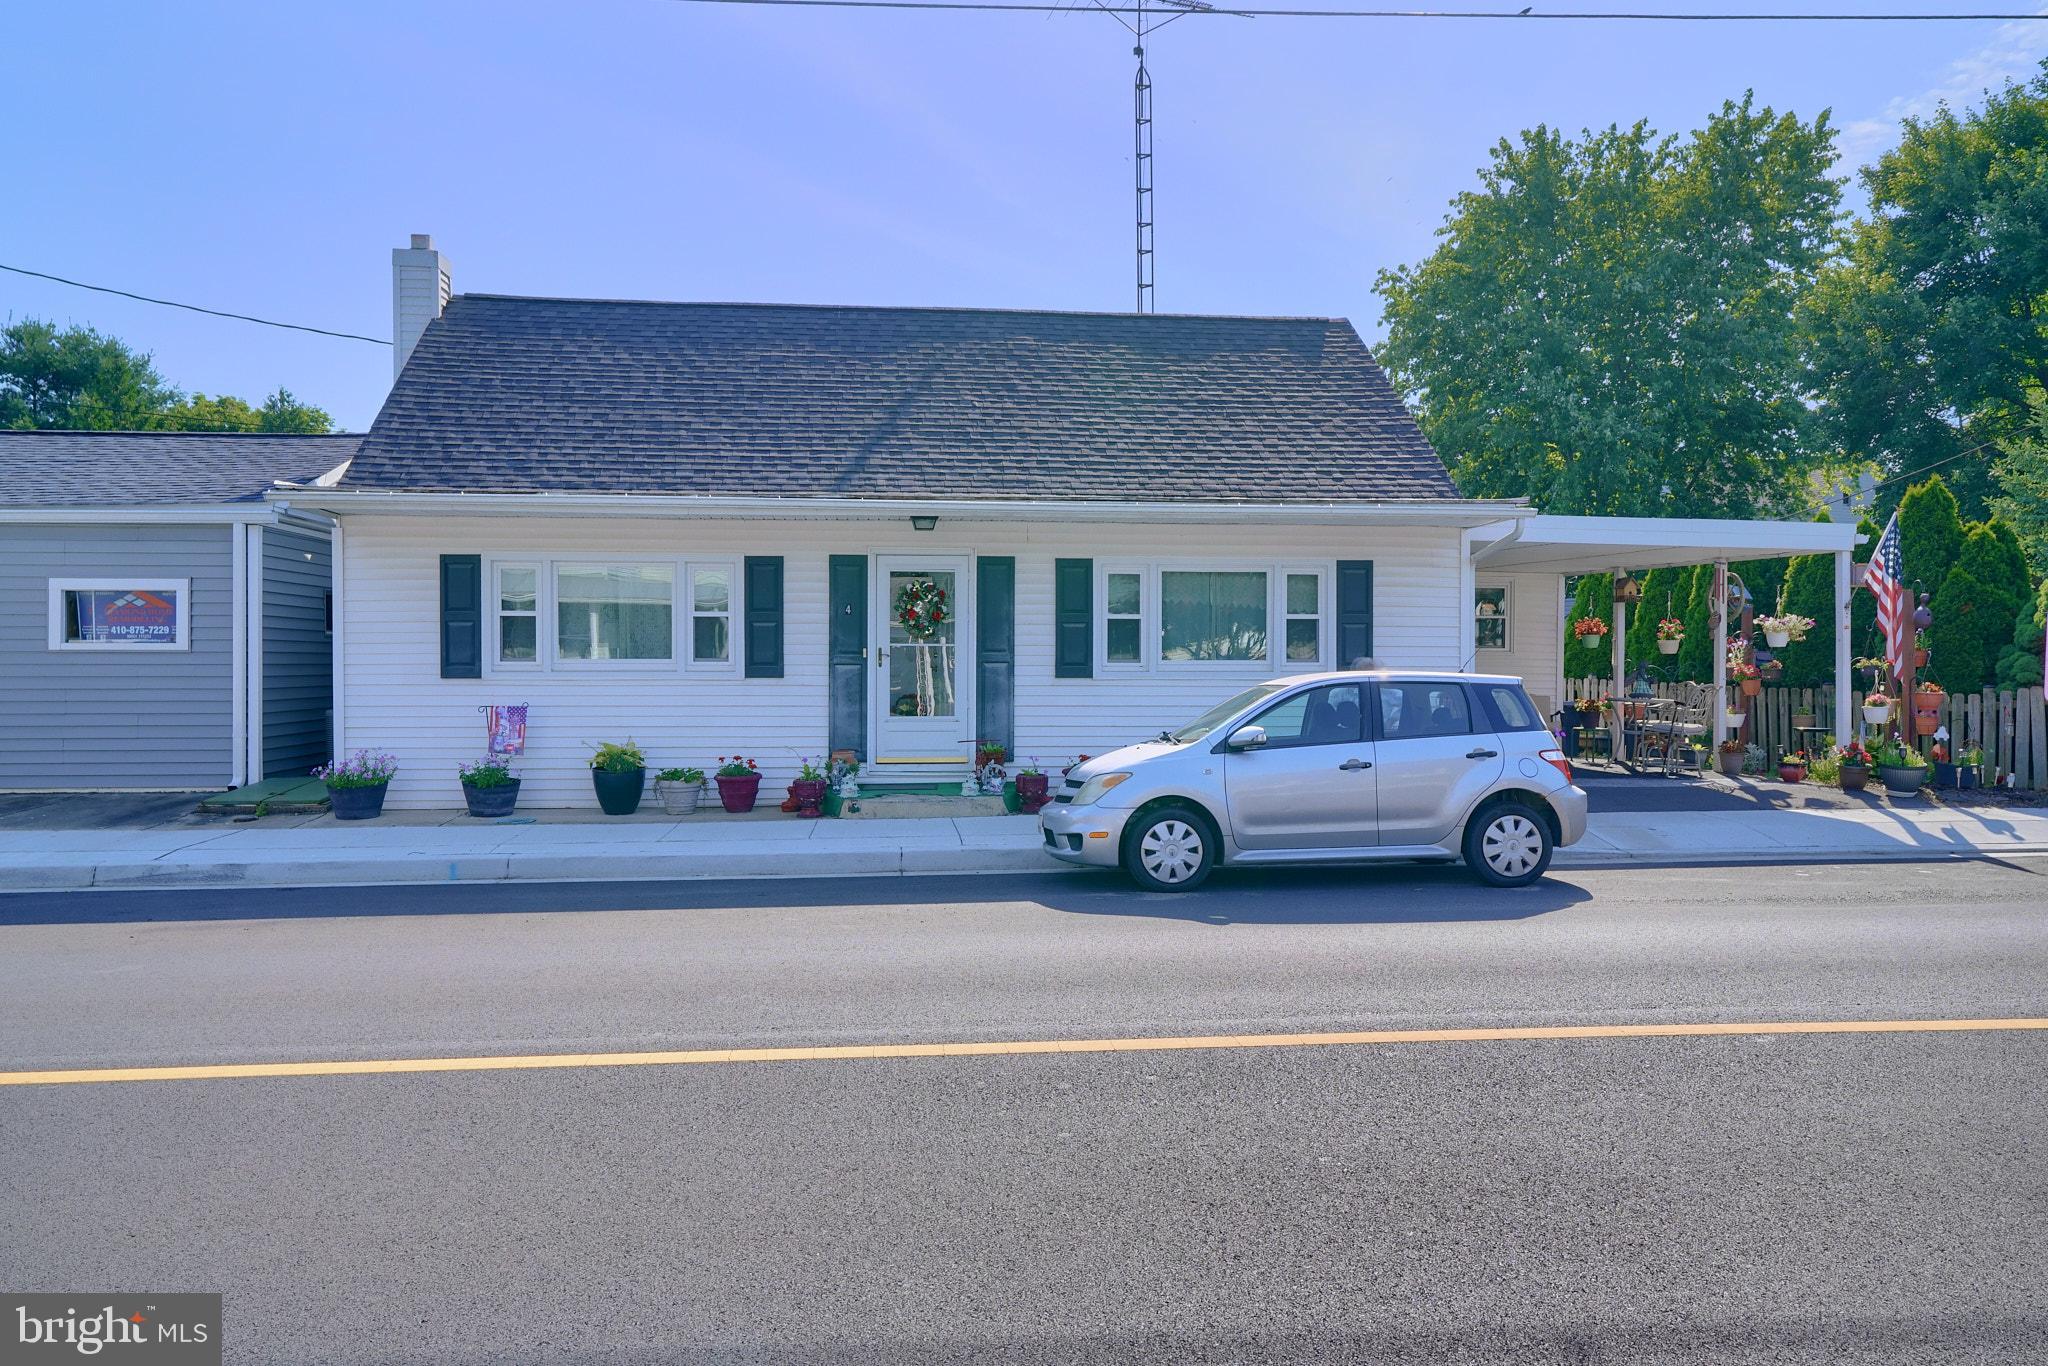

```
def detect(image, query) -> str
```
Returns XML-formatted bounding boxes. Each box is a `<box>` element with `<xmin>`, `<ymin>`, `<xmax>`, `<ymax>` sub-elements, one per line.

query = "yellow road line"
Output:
<box><xmin>5</xmin><ymin>1017</ymin><xmax>2045</xmax><ymax>1088</ymax></box>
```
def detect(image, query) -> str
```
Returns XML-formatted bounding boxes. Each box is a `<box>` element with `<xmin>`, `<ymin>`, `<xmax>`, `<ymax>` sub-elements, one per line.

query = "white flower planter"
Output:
<box><xmin>1657</xmin><ymin>638</ymin><xmax>1681</xmax><ymax>654</ymax></box>
<box><xmin>1862</xmin><ymin>703</ymin><xmax>1891</xmax><ymax>726</ymax></box>
<box><xmin>1764</xmin><ymin>630</ymin><xmax>1790</xmax><ymax>648</ymax></box>
<box><xmin>1723</xmin><ymin>710</ymin><xmax>1746</xmax><ymax>730</ymax></box>
<box><xmin>655</xmin><ymin>780</ymin><xmax>703</xmax><ymax>816</ymax></box>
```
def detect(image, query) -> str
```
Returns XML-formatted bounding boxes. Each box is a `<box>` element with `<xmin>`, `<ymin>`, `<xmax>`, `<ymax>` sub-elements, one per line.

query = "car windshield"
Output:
<box><xmin>1168</xmin><ymin>683</ymin><xmax>1289</xmax><ymax>744</ymax></box>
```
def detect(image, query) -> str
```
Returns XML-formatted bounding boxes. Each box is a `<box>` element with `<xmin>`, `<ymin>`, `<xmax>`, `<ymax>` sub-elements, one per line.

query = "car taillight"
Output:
<box><xmin>1539</xmin><ymin>748</ymin><xmax>1573</xmax><ymax>783</ymax></box>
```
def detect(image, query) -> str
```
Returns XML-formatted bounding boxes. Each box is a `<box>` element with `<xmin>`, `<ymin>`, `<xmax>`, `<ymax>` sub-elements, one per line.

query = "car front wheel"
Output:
<box><xmin>1463</xmin><ymin>801</ymin><xmax>1554</xmax><ymax>888</ymax></box>
<box><xmin>1121</xmin><ymin>806</ymin><xmax>1216</xmax><ymax>892</ymax></box>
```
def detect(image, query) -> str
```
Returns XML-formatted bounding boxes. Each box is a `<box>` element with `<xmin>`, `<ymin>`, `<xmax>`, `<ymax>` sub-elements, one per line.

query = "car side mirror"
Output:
<box><xmin>1226</xmin><ymin>725</ymin><xmax>1268</xmax><ymax>750</ymax></box>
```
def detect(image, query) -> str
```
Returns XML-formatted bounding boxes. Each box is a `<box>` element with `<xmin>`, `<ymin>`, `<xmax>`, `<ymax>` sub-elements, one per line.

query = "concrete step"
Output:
<box><xmin>841</xmin><ymin>793</ymin><xmax>1012</xmax><ymax>820</ymax></box>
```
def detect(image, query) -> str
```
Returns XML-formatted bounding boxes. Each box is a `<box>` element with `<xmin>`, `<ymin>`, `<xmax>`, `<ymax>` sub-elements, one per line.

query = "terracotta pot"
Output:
<box><xmin>1740</xmin><ymin>678</ymin><xmax>1761</xmax><ymax>697</ymax></box>
<box><xmin>1016</xmin><ymin>771</ymin><xmax>1051</xmax><ymax>814</ymax></box>
<box><xmin>1913</xmin><ymin>648</ymin><xmax>1929</xmax><ymax>668</ymax></box>
<box><xmin>715</xmin><ymin>772</ymin><xmax>763</xmax><ymax>813</ymax></box>
<box><xmin>1777</xmin><ymin>763</ymin><xmax>1807</xmax><ymax>783</ymax></box>
<box><xmin>789</xmin><ymin>777</ymin><xmax>828</xmax><ymax>819</ymax></box>
<box><xmin>1839</xmin><ymin>763</ymin><xmax>1869</xmax><ymax>791</ymax></box>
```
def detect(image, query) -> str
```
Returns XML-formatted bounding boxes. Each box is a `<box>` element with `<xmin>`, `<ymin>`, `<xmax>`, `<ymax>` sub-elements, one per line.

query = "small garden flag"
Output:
<box><xmin>486</xmin><ymin>705</ymin><xmax>527</xmax><ymax>755</ymax></box>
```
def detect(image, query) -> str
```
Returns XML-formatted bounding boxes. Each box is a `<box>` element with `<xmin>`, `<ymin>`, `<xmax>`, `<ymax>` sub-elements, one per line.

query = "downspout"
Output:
<box><xmin>230</xmin><ymin>524</ymin><xmax>247</xmax><ymax>789</ymax></box>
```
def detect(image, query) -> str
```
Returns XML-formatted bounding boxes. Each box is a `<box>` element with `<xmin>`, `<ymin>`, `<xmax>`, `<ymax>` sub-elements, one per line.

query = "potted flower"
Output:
<box><xmin>1862</xmin><ymin>690</ymin><xmax>1894</xmax><ymax>727</ymax></box>
<box><xmin>714</xmin><ymin>755</ymin><xmax>762</xmax><ymax>813</ymax></box>
<box><xmin>589</xmin><ymin>740</ymin><xmax>647</xmax><ymax>815</ymax></box>
<box><xmin>1728</xmin><ymin>655</ymin><xmax>1762</xmax><ymax>697</ymax></box>
<box><xmin>654</xmin><ymin>766</ymin><xmax>706</xmax><ymax>816</ymax></box>
<box><xmin>789</xmin><ymin>758</ymin><xmax>829</xmax><ymax>819</ymax></box>
<box><xmin>1572</xmin><ymin>616</ymin><xmax>1611</xmax><ymax>642</ymax></box>
<box><xmin>1655</xmin><ymin>617</ymin><xmax>1684</xmax><ymax>655</ymax></box>
<box><xmin>1912</xmin><ymin>630</ymin><xmax>1929</xmax><ymax>669</ymax></box>
<box><xmin>1757</xmin><ymin>653</ymin><xmax>1784</xmax><ymax>682</ymax></box>
<box><xmin>1929</xmin><ymin>742</ymin><xmax>1956</xmax><ymax>788</ymax></box>
<box><xmin>1756</xmin><ymin>613</ymin><xmax>1815</xmax><ymax>649</ymax></box>
<box><xmin>1777</xmin><ymin>749</ymin><xmax>1809</xmax><ymax>783</ymax></box>
<box><xmin>1876</xmin><ymin>740</ymin><xmax>1929</xmax><ymax>796</ymax></box>
<box><xmin>1837</xmin><ymin>740</ymin><xmax>1871</xmax><ymax>792</ymax></box>
<box><xmin>1791</xmin><ymin>705</ymin><xmax>1816</xmax><ymax>730</ymax></box>
<box><xmin>1716</xmin><ymin>739</ymin><xmax>1746</xmax><ymax>777</ymax></box>
<box><xmin>1958</xmin><ymin>746</ymin><xmax>1984</xmax><ymax>790</ymax></box>
<box><xmin>1685</xmin><ymin>740</ymin><xmax>1711</xmax><ymax>773</ymax></box>
<box><xmin>315</xmin><ymin>749</ymin><xmax>397</xmax><ymax>820</ymax></box>
<box><xmin>1015</xmin><ymin>761</ymin><xmax>1052</xmax><ymax>814</ymax></box>
<box><xmin>457</xmin><ymin>755</ymin><xmax>520</xmax><ymax>818</ymax></box>
<box><xmin>1911</xmin><ymin>680</ymin><xmax>1944</xmax><ymax>736</ymax></box>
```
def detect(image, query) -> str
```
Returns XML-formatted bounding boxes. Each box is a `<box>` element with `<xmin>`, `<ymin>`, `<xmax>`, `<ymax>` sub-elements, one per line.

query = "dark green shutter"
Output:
<box><xmin>828</xmin><ymin>555</ymin><xmax>867</xmax><ymax>760</ymax></box>
<box><xmin>1335</xmin><ymin>559</ymin><xmax>1375</xmax><ymax>666</ymax></box>
<box><xmin>439</xmin><ymin>554</ymin><xmax>482</xmax><ymax>679</ymax></box>
<box><xmin>744</xmin><ymin>556</ymin><xmax>784</xmax><ymax>678</ymax></box>
<box><xmin>976</xmin><ymin>556</ymin><xmax>1015</xmax><ymax>755</ymax></box>
<box><xmin>1054</xmin><ymin>557</ymin><xmax>1092</xmax><ymax>679</ymax></box>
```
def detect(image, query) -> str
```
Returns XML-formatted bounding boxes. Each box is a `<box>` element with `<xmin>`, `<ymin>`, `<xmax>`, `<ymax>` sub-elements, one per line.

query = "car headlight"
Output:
<box><xmin>1069</xmin><ymin>772</ymin><xmax>1131</xmax><ymax>806</ymax></box>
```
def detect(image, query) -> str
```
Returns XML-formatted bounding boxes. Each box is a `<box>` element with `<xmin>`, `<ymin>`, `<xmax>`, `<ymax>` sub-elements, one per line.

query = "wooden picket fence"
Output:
<box><xmin>1563</xmin><ymin>677</ymin><xmax>2048</xmax><ymax>790</ymax></box>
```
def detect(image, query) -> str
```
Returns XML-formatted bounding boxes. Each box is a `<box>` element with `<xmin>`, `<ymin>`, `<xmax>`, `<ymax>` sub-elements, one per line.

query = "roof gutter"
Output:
<box><xmin>265</xmin><ymin>488</ymin><xmax>1535</xmax><ymax>529</ymax></box>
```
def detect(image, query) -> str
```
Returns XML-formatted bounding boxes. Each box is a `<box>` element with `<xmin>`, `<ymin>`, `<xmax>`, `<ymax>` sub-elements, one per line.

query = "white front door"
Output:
<box><xmin>872</xmin><ymin>555</ymin><xmax>974</xmax><ymax>769</ymax></box>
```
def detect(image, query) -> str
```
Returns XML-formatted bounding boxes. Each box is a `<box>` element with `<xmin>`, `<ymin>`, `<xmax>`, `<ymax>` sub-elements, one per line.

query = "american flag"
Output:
<box><xmin>1866</xmin><ymin>512</ymin><xmax>1908</xmax><ymax>680</ymax></box>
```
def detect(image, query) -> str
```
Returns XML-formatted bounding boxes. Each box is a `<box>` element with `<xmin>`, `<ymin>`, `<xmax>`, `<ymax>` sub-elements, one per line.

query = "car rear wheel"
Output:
<box><xmin>1463</xmin><ymin>801</ymin><xmax>1553</xmax><ymax>888</ymax></box>
<box><xmin>1121</xmin><ymin>806</ymin><xmax>1215</xmax><ymax>892</ymax></box>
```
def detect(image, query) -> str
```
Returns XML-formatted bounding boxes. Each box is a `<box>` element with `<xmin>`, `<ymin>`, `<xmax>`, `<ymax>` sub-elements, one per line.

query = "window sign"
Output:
<box><xmin>49</xmin><ymin>580</ymin><xmax>189</xmax><ymax>650</ymax></box>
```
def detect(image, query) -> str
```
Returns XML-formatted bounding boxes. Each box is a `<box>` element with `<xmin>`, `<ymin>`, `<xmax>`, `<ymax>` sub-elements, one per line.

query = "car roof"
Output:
<box><xmin>1273</xmin><ymin>669</ymin><xmax>1525</xmax><ymax>687</ymax></box>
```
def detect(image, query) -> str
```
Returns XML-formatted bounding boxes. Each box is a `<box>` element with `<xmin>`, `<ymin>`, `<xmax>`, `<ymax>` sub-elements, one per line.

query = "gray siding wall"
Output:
<box><xmin>261</xmin><ymin>527</ymin><xmax>333</xmax><ymax>778</ymax></box>
<box><xmin>0</xmin><ymin>523</ymin><xmax>235</xmax><ymax>789</ymax></box>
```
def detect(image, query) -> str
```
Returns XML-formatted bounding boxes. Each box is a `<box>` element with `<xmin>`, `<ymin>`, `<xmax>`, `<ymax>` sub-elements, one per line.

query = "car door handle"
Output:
<box><xmin>1466</xmin><ymin>747</ymin><xmax>1500</xmax><ymax>759</ymax></box>
<box><xmin>1338</xmin><ymin>758</ymin><xmax>1371</xmax><ymax>771</ymax></box>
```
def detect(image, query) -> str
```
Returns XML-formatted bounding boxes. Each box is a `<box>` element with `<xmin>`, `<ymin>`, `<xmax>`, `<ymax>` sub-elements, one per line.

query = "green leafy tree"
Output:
<box><xmin>1775</xmin><ymin>548</ymin><xmax>1838</xmax><ymax>689</ymax></box>
<box><xmin>1957</xmin><ymin>519</ymin><xmax>2033</xmax><ymax>600</ymax></box>
<box><xmin>1991</xmin><ymin>393</ymin><xmax>2048</xmax><ymax>575</ymax></box>
<box><xmin>1994</xmin><ymin>579</ymin><xmax>2047</xmax><ymax>690</ymax></box>
<box><xmin>0</xmin><ymin>320</ymin><xmax>174</xmax><ymax>428</ymax></box>
<box><xmin>1928</xmin><ymin>566</ymin><xmax>2013</xmax><ymax>693</ymax></box>
<box><xmin>1374</xmin><ymin>94</ymin><xmax>1842</xmax><ymax>517</ymax></box>
<box><xmin>1563</xmin><ymin>572</ymin><xmax>1613</xmax><ymax>680</ymax></box>
<box><xmin>1804</xmin><ymin>64</ymin><xmax>2048</xmax><ymax>520</ymax></box>
<box><xmin>1676</xmin><ymin>565</ymin><xmax>1717</xmax><ymax>682</ymax></box>
<box><xmin>1896</xmin><ymin>475</ymin><xmax>1965</xmax><ymax>600</ymax></box>
<box><xmin>0</xmin><ymin>319</ymin><xmax>331</xmax><ymax>434</ymax></box>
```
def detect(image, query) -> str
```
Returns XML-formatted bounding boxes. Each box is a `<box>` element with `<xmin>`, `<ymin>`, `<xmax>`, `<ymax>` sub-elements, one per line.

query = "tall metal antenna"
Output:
<box><xmin>1133</xmin><ymin>12</ymin><xmax>1153</xmax><ymax>312</ymax></box>
<box><xmin>1066</xmin><ymin>0</ymin><xmax>1245</xmax><ymax>313</ymax></box>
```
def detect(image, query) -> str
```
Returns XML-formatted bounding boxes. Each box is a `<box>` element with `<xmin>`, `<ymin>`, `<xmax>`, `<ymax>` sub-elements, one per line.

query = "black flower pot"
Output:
<box><xmin>1879</xmin><ymin>765</ymin><xmax>1929</xmax><ymax>796</ymax></box>
<box><xmin>328</xmin><ymin>782</ymin><xmax>389</xmax><ymax>821</ymax></box>
<box><xmin>592</xmin><ymin>766</ymin><xmax>645</xmax><ymax>815</ymax></box>
<box><xmin>1959</xmin><ymin>764</ymin><xmax>1980</xmax><ymax>790</ymax></box>
<box><xmin>463</xmin><ymin>779</ymin><xmax>520</xmax><ymax>818</ymax></box>
<box><xmin>1932</xmin><ymin>761</ymin><xmax>1957</xmax><ymax>788</ymax></box>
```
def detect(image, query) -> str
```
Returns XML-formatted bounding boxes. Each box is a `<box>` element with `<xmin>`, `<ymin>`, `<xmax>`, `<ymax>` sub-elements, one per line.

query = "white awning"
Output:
<box><xmin>1470</xmin><ymin>513</ymin><xmax>1861</xmax><ymax>575</ymax></box>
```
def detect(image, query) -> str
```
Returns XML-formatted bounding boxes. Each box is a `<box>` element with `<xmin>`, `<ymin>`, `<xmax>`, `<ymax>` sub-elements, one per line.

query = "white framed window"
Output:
<box><xmin>1094</xmin><ymin>562</ymin><xmax>1330</xmax><ymax>673</ymax></box>
<box><xmin>553</xmin><ymin>562</ymin><xmax>675</xmax><ymax>666</ymax></box>
<box><xmin>493</xmin><ymin>563</ymin><xmax>541</xmax><ymax>667</ymax></box>
<box><xmin>1099</xmin><ymin>566</ymin><xmax>1147</xmax><ymax>669</ymax></box>
<box><xmin>1475</xmin><ymin>582</ymin><xmax>1511</xmax><ymax>652</ymax></box>
<box><xmin>686</xmin><ymin>561</ymin><xmax>736</xmax><ymax>669</ymax></box>
<box><xmin>48</xmin><ymin>579</ymin><xmax>190</xmax><ymax>651</ymax></box>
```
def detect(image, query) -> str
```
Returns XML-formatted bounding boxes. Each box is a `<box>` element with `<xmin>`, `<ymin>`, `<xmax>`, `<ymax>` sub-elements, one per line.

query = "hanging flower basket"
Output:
<box><xmin>1571</xmin><ymin>617</ymin><xmax>1610</xmax><ymax>640</ymax></box>
<box><xmin>1723</xmin><ymin>709</ymin><xmax>1746</xmax><ymax>730</ymax></box>
<box><xmin>1657</xmin><ymin>637</ymin><xmax>1681</xmax><ymax>655</ymax></box>
<box><xmin>1740</xmin><ymin>677</ymin><xmax>1761</xmax><ymax>697</ymax></box>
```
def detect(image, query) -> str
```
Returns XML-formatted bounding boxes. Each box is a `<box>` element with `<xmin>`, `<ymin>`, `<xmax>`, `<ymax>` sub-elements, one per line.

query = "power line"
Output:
<box><xmin>0</xmin><ymin>263</ymin><xmax>390</xmax><ymax>346</ymax></box>
<box><xmin>1807</xmin><ymin>436</ymin><xmax>2007</xmax><ymax>515</ymax></box>
<box><xmin>670</xmin><ymin>1</ymin><xmax>2048</xmax><ymax>20</ymax></box>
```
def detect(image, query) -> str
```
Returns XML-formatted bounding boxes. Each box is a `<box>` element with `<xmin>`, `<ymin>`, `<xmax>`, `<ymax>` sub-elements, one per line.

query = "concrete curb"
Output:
<box><xmin>6</xmin><ymin>841</ymin><xmax>2047</xmax><ymax>893</ymax></box>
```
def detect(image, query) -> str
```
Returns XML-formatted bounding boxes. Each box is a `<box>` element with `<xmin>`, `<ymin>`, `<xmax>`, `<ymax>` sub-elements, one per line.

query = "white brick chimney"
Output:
<box><xmin>391</xmin><ymin>233</ymin><xmax>451</xmax><ymax>380</ymax></box>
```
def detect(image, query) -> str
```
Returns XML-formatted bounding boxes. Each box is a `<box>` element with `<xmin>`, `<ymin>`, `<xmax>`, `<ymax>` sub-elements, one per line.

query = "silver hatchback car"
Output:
<box><xmin>1039</xmin><ymin>670</ymin><xmax>1587</xmax><ymax>891</ymax></box>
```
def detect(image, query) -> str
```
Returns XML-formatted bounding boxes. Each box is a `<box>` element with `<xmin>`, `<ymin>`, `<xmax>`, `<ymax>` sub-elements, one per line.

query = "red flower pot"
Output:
<box><xmin>1777</xmin><ymin>763</ymin><xmax>1807</xmax><ymax>783</ymax></box>
<box><xmin>715</xmin><ymin>772</ymin><xmax>762</xmax><ymax>813</ymax></box>
<box><xmin>1016</xmin><ymin>771</ymin><xmax>1051</xmax><ymax>814</ymax></box>
<box><xmin>789</xmin><ymin>777</ymin><xmax>828</xmax><ymax>818</ymax></box>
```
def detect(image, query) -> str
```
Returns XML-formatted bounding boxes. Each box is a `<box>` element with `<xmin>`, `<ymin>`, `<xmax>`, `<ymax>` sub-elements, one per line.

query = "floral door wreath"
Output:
<box><xmin>894</xmin><ymin>578</ymin><xmax>948</xmax><ymax>640</ymax></box>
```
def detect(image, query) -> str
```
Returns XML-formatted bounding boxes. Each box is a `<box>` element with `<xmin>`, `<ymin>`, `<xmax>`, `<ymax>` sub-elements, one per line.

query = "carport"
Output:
<box><xmin>1469</xmin><ymin>514</ymin><xmax>1866</xmax><ymax>756</ymax></box>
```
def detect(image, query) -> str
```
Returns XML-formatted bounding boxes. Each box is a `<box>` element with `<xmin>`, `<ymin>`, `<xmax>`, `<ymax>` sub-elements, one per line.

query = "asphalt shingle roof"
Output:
<box><xmin>341</xmin><ymin>296</ymin><xmax>1459</xmax><ymax>502</ymax></box>
<box><xmin>0</xmin><ymin>431</ymin><xmax>362</xmax><ymax>508</ymax></box>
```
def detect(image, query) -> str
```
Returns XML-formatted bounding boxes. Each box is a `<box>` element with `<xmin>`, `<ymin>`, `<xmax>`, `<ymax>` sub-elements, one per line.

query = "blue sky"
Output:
<box><xmin>5</xmin><ymin>1</ymin><xmax>2045</xmax><ymax>431</ymax></box>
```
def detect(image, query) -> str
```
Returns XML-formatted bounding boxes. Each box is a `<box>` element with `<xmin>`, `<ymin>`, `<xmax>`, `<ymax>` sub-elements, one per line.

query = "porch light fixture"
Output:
<box><xmin>911</xmin><ymin>515</ymin><xmax>938</xmax><ymax>531</ymax></box>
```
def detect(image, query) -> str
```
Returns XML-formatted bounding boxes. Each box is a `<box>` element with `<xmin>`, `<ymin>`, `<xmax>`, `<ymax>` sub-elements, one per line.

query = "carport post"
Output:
<box><xmin>1834</xmin><ymin>549</ymin><xmax>1853</xmax><ymax>749</ymax></box>
<box><xmin>1711</xmin><ymin>559</ymin><xmax>1729</xmax><ymax>751</ymax></box>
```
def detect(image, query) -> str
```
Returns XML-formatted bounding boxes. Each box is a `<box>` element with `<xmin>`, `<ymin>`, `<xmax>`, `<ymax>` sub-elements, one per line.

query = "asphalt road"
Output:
<box><xmin>4</xmin><ymin>861</ymin><xmax>2046</xmax><ymax>1364</ymax></box>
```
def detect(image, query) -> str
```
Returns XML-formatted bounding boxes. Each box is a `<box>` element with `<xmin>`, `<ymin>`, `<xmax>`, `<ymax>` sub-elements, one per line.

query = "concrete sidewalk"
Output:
<box><xmin>3</xmin><ymin>802</ymin><xmax>2048</xmax><ymax>892</ymax></box>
